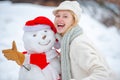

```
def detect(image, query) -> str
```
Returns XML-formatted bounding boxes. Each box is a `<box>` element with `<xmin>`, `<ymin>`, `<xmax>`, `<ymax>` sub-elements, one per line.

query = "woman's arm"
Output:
<box><xmin>70</xmin><ymin>36</ymin><xmax>111</xmax><ymax>80</ymax></box>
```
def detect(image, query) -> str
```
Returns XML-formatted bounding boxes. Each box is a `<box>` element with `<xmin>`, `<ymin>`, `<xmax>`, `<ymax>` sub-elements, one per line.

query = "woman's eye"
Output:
<box><xmin>55</xmin><ymin>15</ymin><xmax>60</xmax><ymax>18</ymax></box>
<box><xmin>64</xmin><ymin>15</ymin><xmax>68</xmax><ymax>18</ymax></box>
<box><xmin>33</xmin><ymin>34</ymin><xmax>36</xmax><ymax>37</ymax></box>
<box><xmin>44</xmin><ymin>30</ymin><xmax>47</xmax><ymax>32</ymax></box>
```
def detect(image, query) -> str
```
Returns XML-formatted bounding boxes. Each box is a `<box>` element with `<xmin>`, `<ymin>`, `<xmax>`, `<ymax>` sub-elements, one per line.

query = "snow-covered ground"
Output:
<box><xmin>0</xmin><ymin>1</ymin><xmax>120</xmax><ymax>80</ymax></box>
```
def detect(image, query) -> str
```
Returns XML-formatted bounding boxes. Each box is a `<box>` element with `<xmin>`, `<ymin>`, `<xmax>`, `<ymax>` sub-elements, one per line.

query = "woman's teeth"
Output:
<box><xmin>58</xmin><ymin>24</ymin><xmax>65</xmax><ymax>27</ymax></box>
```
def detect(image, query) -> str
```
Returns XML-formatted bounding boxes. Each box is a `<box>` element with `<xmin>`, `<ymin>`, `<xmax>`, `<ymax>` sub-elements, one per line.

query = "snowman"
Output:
<box><xmin>2</xmin><ymin>16</ymin><xmax>61</xmax><ymax>80</ymax></box>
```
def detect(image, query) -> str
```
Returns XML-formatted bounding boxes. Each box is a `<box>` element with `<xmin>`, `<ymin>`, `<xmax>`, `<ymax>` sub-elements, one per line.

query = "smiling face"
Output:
<box><xmin>54</xmin><ymin>10</ymin><xmax>75</xmax><ymax>36</ymax></box>
<box><xmin>23</xmin><ymin>29</ymin><xmax>55</xmax><ymax>53</ymax></box>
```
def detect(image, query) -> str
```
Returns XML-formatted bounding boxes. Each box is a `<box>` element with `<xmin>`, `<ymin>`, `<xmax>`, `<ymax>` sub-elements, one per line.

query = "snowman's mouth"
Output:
<box><xmin>38</xmin><ymin>40</ymin><xmax>51</xmax><ymax>45</ymax></box>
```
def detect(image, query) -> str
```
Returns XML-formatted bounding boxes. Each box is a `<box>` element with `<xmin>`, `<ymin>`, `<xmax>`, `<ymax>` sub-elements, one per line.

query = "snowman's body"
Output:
<box><xmin>19</xmin><ymin>28</ymin><xmax>60</xmax><ymax>80</ymax></box>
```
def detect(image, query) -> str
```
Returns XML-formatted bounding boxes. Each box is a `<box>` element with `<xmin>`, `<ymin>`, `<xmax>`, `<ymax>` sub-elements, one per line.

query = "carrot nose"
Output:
<box><xmin>42</xmin><ymin>35</ymin><xmax>46</xmax><ymax>40</ymax></box>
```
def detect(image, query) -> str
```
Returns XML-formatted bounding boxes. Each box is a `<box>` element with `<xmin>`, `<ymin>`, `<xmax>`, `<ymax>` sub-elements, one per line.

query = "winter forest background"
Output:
<box><xmin>0</xmin><ymin>0</ymin><xmax>120</xmax><ymax>80</ymax></box>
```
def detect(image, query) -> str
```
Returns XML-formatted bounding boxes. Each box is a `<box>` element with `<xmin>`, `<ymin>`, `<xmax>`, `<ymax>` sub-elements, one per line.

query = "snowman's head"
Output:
<box><xmin>23</xmin><ymin>28</ymin><xmax>55</xmax><ymax>53</ymax></box>
<box><xmin>23</xmin><ymin>16</ymin><xmax>57</xmax><ymax>53</ymax></box>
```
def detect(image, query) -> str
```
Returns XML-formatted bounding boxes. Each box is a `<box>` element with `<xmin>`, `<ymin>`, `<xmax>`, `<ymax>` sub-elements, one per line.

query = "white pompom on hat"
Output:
<box><xmin>24</xmin><ymin>16</ymin><xmax>57</xmax><ymax>34</ymax></box>
<box><xmin>53</xmin><ymin>1</ymin><xmax>82</xmax><ymax>21</ymax></box>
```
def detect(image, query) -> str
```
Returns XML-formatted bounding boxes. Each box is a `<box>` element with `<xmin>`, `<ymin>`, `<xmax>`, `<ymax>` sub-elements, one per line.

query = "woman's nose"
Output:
<box><xmin>42</xmin><ymin>35</ymin><xmax>46</xmax><ymax>40</ymax></box>
<box><xmin>57</xmin><ymin>17</ymin><xmax>63</xmax><ymax>22</ymax></box>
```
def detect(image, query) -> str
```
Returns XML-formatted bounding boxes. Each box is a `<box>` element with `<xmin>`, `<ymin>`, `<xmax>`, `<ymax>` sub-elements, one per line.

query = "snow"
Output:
<box><xmin>0</xmin><ymin>1</ymin><xmax>120</xmax><ymax>80</ymax></box>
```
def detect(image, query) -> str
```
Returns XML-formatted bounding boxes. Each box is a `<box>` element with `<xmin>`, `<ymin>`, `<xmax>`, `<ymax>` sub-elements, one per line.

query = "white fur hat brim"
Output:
<box><xmin>24</xmin><ymin>25</ymin><xmax>50</xmax><ymax>32</ymax></box>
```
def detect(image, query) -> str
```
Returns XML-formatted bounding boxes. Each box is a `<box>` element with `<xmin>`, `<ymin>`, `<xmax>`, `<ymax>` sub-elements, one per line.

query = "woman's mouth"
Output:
<box><xmin>57</xmin><ymin>24</ymin><xmax>65</xmax><ymax>28</ymax></box>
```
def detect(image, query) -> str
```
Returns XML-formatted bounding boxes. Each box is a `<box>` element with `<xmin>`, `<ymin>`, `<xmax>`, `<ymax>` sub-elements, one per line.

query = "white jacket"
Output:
<box><xmin>69</xmin><ymin>33</ymin><xmax>115</xmax><ymax>80</ymax></box>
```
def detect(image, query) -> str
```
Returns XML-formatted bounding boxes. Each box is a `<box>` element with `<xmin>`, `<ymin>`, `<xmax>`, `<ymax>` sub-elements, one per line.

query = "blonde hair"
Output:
<box><xmin>69</xmin><ymin>10</ymin><xmax>79</xmax><ymax>27</ymax></box>
<box><xmin>64</xmin><ymin>10</ymin><xmax>79</xmax><ymax>33</ymax></box>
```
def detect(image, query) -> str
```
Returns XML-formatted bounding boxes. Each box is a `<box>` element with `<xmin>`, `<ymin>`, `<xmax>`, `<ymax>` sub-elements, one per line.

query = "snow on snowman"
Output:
<box><xmin>2</xmin><ymin>16</ymin><xmax>61</xmax><ymax>80</ymax></box>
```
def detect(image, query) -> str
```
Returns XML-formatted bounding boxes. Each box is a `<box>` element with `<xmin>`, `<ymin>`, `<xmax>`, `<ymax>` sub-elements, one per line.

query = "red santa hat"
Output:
<box><xmin>24</xmin><ymin>16</ymin><xmax>57</xmax><ymax>34</ymax></box>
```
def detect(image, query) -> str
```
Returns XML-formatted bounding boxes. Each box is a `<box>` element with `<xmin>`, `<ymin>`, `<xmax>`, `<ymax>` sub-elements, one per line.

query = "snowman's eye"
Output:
<box><xmin>44</xmin><ymin>30</ymin><xmax>47</xmax><ymax>32</ymax></box>
<box><xmin>33</xmin><ymin>34</ymin><xmax>37</xmax><ymax>37</ymax></box>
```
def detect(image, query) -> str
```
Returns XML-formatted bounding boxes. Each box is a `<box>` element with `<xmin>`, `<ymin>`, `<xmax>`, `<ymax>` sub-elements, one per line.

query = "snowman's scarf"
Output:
<box><xmin>30</xmin><ymin>53</ymin><xmax>49</xmax><ymax>69</ymax></box>
<box><xmin>61</xmin><ymin>25</ymin><xmax>83</xmax><ymax>80</ymax></box>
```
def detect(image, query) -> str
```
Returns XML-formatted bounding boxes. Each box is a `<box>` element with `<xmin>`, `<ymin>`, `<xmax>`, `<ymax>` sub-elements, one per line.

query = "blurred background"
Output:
<box><xmin>1</xmin><ymin>0</ymin><xmax>120</xmax><ymax>29</ymax></box>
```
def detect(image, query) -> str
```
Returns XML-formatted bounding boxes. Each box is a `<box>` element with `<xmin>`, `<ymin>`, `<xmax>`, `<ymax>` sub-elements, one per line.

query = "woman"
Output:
<box><xmin>53</xmin><ymin>1</ymin><xmax>114</xmax><ymax>80</ymax></box>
